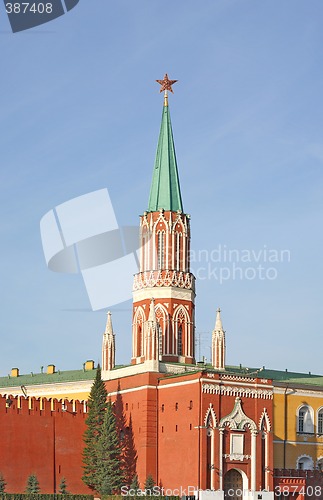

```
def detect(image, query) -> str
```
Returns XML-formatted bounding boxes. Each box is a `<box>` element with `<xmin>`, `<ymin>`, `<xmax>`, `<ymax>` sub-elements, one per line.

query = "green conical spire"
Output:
<box><xmin>148</xmin><ymin>100</ymin><xmax>183</xmax><ymax>212</ymax></box>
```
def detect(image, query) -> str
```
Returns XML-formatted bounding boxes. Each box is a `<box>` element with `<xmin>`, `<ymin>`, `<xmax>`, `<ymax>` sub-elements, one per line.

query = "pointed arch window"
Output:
<box><xmin>177</xmin><ymin>325</ymin><xmax>183</xmax><ymax>356</ymax></box>
<box><xmin>158</xmin><ymin>323</ymin><xmax>162</xmax><ymax>358</ymax></box>
<box><xmin>175</xmin><ymin>233</ymin><xmax>181</xmax><ymax>271</ymax></box>
<box><xmin>157</xmin><ymin>231</ymin><xmax>165</xmax><ymax>270</ymax></box>
<box><xmin>137</xmin><ymin>325</ymin><xmax>142</xmax><ymax>358</ymax></box>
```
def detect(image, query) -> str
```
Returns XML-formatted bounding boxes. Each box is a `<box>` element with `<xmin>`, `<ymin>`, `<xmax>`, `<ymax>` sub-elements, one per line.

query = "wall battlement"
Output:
<box><xmin>0</xmin><ymin>394</ymin><xmax>90</xmax><ymax>494</ymax></box>
<box><xmin>0</xmin><ymin>393</ymin><xmax>88</xmax><ymax>415</ymax></box>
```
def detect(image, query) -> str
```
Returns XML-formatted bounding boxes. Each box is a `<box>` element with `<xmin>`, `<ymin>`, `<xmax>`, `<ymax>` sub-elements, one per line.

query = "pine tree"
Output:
<box><xmin>58</xmin><ymin>477</ymin><xmax>69</xmax><ymax>494</ymax></box>
<box><xmin>123</xmin><ymin>414</ymin><xmax>138</xmax><ymax>486</ymax></box>
<box><xmin>144</xmin><ymin>474</ymin><xmax>155</xmax><ymax>495</ymax></box>
<box><xmin>130</xmin><ymin>473</ymin><xmax>140</xmax><ymax>493</ymax></box>
<box><xmin>82</xmin><ymin>365</ymin><xmax>108</xmax><ymax>490</ymax></box>
<box><xmin>25</xmin><ymin>474</ymin><xmax>40</xmax><ymax>493</ymax></box>
<box><xmin>113</xmin><ymin>386</ymin><xmax>137</xmax><ymax>486</ymax></box>
<box><xmin>0</xmin><ymin>472</ymin><xmax>6</xmax><ymax>493</ymax></box>
<box><xmin>96</xmin><ymin>400</ymin><xmax>123</xmax><ymax>494</ymax></box>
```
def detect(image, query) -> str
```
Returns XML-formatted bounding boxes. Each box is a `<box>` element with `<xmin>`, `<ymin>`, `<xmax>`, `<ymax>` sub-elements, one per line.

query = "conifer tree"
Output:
<box><xmin>25</xmin><ymin>474</ymin><xmax>40</xmax><ymax>493</ymax></box>
<box><xmin>113</xmin><ymin>386</ymin><xmax>137</xmax><ymax>486</ymax></box>
<box><xmin>144</xmin><ymin>474</ymin><xmax>155</xmax><ymax>494</ymax></box>
<box><xmin>123</xmin><ymin>414</ymin><xmax>138</xmax><ymax>486</ymax></box>
<box><xmin>82</xmin><ymin>365</ymin><xmax>108</xmax><ymax>490</ymax></box>
<box><xmin>130</xmin><ymin>473</ymin><xmax>140</xmax><ymax>493</ymax></box>
<box><xmin>0</xmin><ymin>472</ymin><xmax>6</xmax><ymax>493</ymax></box>
<box><xmin>58</xmin><ymin>477</ymin><xmax>69</xmax><ymax>494</ymax></box>
<box><xmin>96</xmin><ymin>400</ymin><xmax>123</xmax><ymax>494</ymax></box>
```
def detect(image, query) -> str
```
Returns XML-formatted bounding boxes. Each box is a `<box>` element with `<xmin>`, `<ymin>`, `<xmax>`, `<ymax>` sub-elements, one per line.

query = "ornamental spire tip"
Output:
<box><xmin>156</xmin><ymin>73</ymin><xmax>178</xmax><ymax>107</ymax></box>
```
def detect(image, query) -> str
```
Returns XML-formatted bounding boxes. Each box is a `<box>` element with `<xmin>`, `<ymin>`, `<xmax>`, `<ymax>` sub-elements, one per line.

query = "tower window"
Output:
<box><xmin>176</xmin><ymin>233</ymin><xmax>181</xmax><ymax>270</ymax></box>
<box><xmin>189</xmin><ymin>400</ymin><xmax>193</xmax><ymax>410</ymax></box>
<box><xmin>157</xmin><ymin>232</ymin><xmax>165</xmax><ymax>270</ymax></box>
<box><xmin>175</xmin><ymin>402</ymin><xmax>178</xmax><ymax>411</ymax></box>
<box><xmin>161</xmin><ymin>404</ymin><xmax>164</xmax><ymax>413</ymax></box>
<box><xmin>158</xmin><ymin>323</ymin><xmax>162</xmax><ymax>357</ymax></box>
<box><xmin>177</xmin><ymin>325</ymin><xmax>183</xmax><ymax>356</ymax></box>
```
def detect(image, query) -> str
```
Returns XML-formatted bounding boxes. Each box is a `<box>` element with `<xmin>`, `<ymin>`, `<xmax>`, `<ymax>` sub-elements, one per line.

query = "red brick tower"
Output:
<box><xmin>132</xmin><ymin>75</ymin><xmax>195</xmax><ymax>366</ymax></box>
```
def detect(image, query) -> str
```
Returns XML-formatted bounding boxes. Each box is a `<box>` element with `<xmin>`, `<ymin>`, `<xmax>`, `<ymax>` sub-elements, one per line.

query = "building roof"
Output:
<box><xmin>0</xmin><ymin>368</ymin><xmax>97</xmax><ymax>388</ymax></box>
<box><xmin>224</xmin><ymin>365</ymin><xmax>323</xmax><ymax>386</ymax></box>
<box><xmin>0</xmin><ymin>364</ymin><xmax>322</xmax><ymax>389</ymax></box>
<box><xmin>147</xmin><ymin>101</ymin><xmax>183</xmax><ymax>212</ymax></box>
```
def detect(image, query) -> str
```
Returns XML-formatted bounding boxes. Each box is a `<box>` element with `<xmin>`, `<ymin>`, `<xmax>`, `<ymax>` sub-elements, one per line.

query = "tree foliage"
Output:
<box><xmin>58</xmin><ymin>477</ymin><xmax>69</xmax><ymax>494</ymax></box>
<box><xmin>144</xmin><ymin>474</ymin><xmax>155</xmax><ymax>494</ymax></box>
<box><xmin>145</xmin><ymin>474</ymin><xmax>155</xmax><ymax>495</ymax></box>
<box><xmin>0</xmin><ymin>472</ymin><xmax>6</xmax><ymax>493</ymax></box>
<box><xmin>123</xmin><ymin>414</ymin><xmax>138</xmax><ymax>486</ymax></box>
<box><xmin>113</xmin><ymin>386</ymin><xmax>137</xmax><ymax>486</ymax></box>
<box><xmin>82</xmin><ymin>365</ymin><xmax>108</xmax><ymax>490</ymax></box>
<box><xmin>95</xmin><ymin>400</ymin><xmax>123</xmax><ymax>494</ymax></box>
<box><xmin>130</xmin><ymin>473</ymin><xmax>140</xmax><ymax>493</ymax></box>
<box><xmin>25</xmin><ymin>474</ymin><xmax>40</xmax><ymax>493</ymax></box>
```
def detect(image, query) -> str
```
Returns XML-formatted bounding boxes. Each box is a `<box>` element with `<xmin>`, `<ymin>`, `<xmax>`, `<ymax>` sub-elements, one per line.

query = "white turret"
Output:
<box><xmin>211</xmin><ymin>308</ymin><xmax>226</xmax><ymax>371</ymax></box>
<box><xmin>102</xmin><ymin>311</ymin><xmax>115</xmax><ymax>371</ymax></box>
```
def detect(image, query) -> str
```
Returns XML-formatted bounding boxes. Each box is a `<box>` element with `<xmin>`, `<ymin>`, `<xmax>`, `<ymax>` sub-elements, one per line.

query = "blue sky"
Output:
<box><xmin>0</xmin><ymin>0</ymin><xmax>322</xmax><ymax>377</ymax></box>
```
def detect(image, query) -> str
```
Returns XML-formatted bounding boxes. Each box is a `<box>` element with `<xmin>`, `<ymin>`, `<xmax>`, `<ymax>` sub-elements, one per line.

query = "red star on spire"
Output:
<box><xmin>156</xmin><ymin>73</ymin><xmax>178</xmax><ymax>93</ymax></box>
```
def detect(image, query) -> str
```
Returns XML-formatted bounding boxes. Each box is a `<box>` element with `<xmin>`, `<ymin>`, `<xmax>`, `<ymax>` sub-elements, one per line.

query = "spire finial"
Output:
<box><xmin>215</xmin><ymin>308</ymin><xmax>223</xmax><ymax>331</ymax></box>
<box><xmin>105</xmin><ymin>310</ymin><xmax>114</xmax><ymax>335</ymax></box>
<box><xmin>156</xmin><ymin>73</ymin><xmax>178</xmax><ymax>107</ymax></box>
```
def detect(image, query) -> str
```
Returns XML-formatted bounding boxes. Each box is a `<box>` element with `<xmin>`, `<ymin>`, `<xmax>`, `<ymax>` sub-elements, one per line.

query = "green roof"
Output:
<box><xmin>223</xmin><ymin>365</ymin><xmax>323</xmax><ymax>385</ymax></box>
<box><xmin>0</xmin><ymin>368</ymin><xmax>97</xmax><ymax>388</ymax></box>
<box><xmin>148</xmin><ymin>102</ymin><xmax>183</xmax><ymax>212</ymax></box>
<box><xmin>1</xmin><ymin>364</ymin><xmax>322</xmax><ymax>390</ymax></box>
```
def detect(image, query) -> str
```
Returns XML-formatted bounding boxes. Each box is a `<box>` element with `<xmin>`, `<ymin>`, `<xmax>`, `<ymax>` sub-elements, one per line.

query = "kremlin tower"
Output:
<box><xmin>131</xmin><ymin>74</ymin><xmax>196</xmax><ymax>366</ymax></box>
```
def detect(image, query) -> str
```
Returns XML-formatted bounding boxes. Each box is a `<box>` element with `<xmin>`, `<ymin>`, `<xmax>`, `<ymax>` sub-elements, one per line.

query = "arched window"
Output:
<box><xmin>297</xmin><ymin>455</ymin><xmax>314</xmax><ymax>470</ymax></box>
<box><xmin>157</xmin><ymin>231</ymin><xmax>165</xmax><ymax>270</ymax></box>
<box><xmin>318</xmin><ymin>409</ymin><xmax>323</xmax><ymax>434</ymax></box>
<box><xmin>175</xmin><ymin>232</ymin><xmax>181</xmax><ymax>271</ymax></box>
<box><xmin>298</xmin><ymin>405</ymin><xmax>314</xmax><ymax>434</ymax></box>
<box><xmin>137</xmin><ymin>326</ymin><xmax>142</xmax><ymax>358</ymax></box>
<box><xmin>177</xmin><ymin>325</ymin><xmax>182</xmax><ymax>356</ymax></box>
<box><xmin>133</xmin><ymin>307</ymin><xmax>145</xmax><ymax>358</ymax></box>
<box><xmin>158</xmin><ymin>323</ymin><xmax>162</xmax><ymax>358</ymax></box>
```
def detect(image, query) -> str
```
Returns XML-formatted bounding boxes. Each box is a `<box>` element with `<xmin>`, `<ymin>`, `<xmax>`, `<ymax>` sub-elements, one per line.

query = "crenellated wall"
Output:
<box><xmin>0</xmin><ymin>394</ymin><xmax>91</xmax><ymax>494</ymax></box>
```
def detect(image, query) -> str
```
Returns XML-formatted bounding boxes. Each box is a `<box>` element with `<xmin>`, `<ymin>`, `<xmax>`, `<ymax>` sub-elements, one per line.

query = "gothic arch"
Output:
<box><xmin>219</xmin><ymin>397</ymin><xmax>257</xmax><ymax>432</ymax></box>
<box><xmin>155</xmin><ymin>303</ymin><xmax>169</xmax><ymax>355</ymax></box>
<box><xmin>153</xmin><ymin>212</ymin><xmax>168</xmax><ymax>232</ymax></box>
<box><xmin>259</xmin><ymin>408</ymin><xmax>271</xmax><ymax>432</ymax></box>
<box><xmin>172</xmin><ymin>214</ymin><xmax>186</xmax><ymax>234</ymax></box>
<box><xmin>132</xmin><ymin>306</ymin><xmax>145</xmax><ymax>358</ymax></box>
<box><xmin>204</xmin><ymin>404</ymin><xmax>217</xmax><ymax>428</ymax></box>
<box><xmin>173</xmin><ymin>305</ymin><xmax>190</xmax><ymax>357</ymax></box>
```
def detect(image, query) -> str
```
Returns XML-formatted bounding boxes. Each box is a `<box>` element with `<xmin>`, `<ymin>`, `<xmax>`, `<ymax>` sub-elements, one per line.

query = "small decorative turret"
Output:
<box><xmin>144</xmin><ymin>299</ymin><xmax>159</xmax><ymax>361</ymax></box>
<box><xmin>102</xmin><ymin>311</ymin><xmax>115</xmax><ymax>371</ymax></box>
<box><xmin>211</xmin><ymin>308</ymin><xmax>226</xmax><ymax>371</ymax></box>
